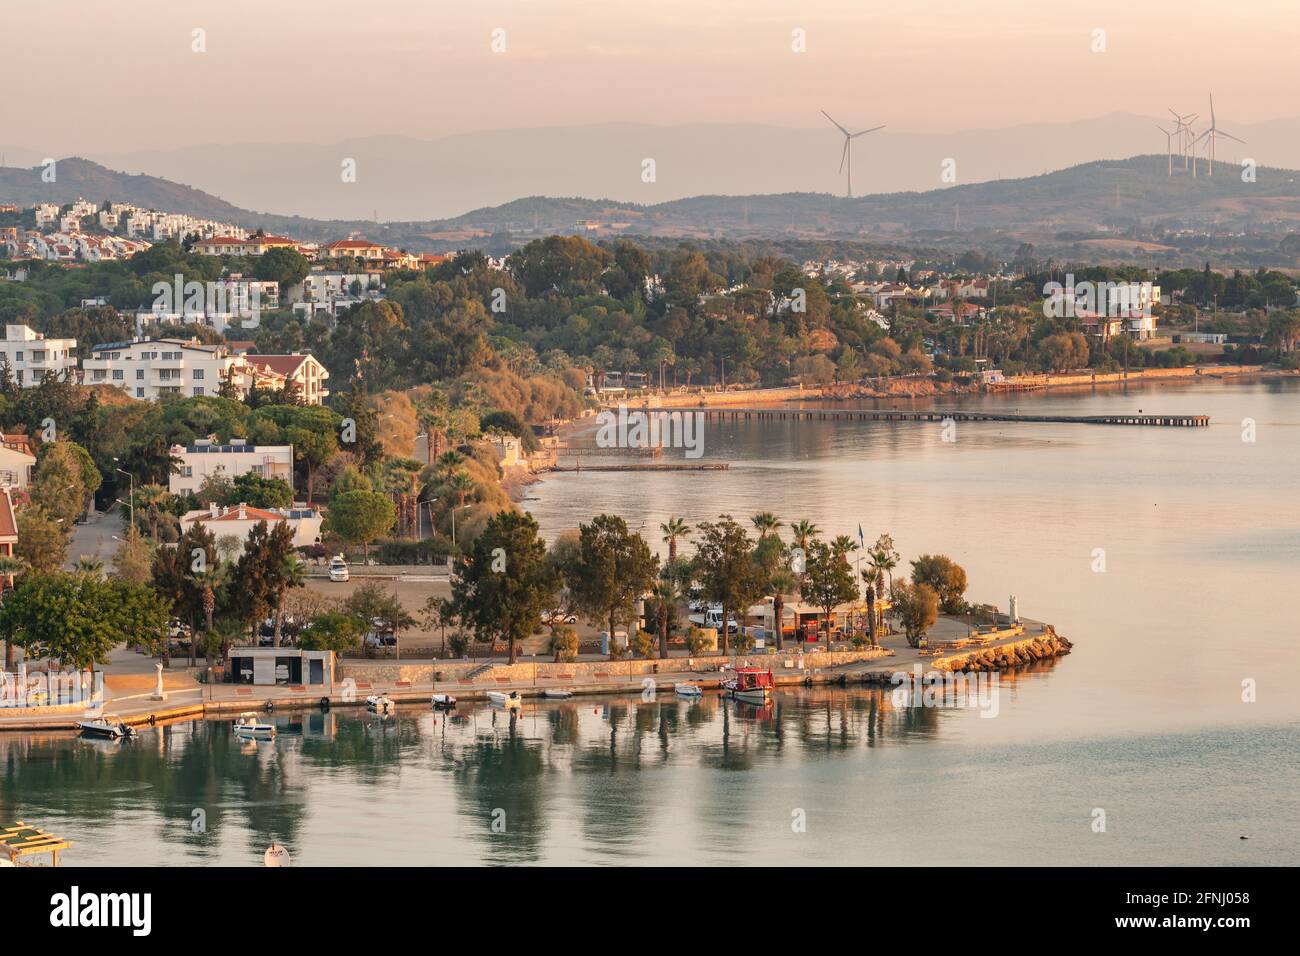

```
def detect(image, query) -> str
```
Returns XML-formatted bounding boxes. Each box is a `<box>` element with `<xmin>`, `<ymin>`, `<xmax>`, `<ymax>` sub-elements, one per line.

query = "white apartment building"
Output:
<box><xmin>34</xmin><ymin>204</ymin><xmax>61</xmax><ymax>229</ymax></box>
<box><xmin>81</xmin><ymin>337</ymin><xmax>252</xmax><ymax>400</ymax></box>
<box><xmin>168</xmin><ymin>439</ymin><xmax>294</xmax><ymax>495</ymax></box>
<box><xmin>134</xmin><ymin>277</ymin><xmax>280</xmax><ymax>334</ymax></box>
<box><xmin>0</xmin><ymin>324</ymin><xmax>79</xmax><ymax>387</ymax></box>
<box><xmin>288</xmin><ymin>271</ymin><xmax>382</xmax><ymax>318</ymax></box>
<box><xmin>179</xmin><ymin>503</ymin><xmax>323</xmax><ymax>551</ymax></box>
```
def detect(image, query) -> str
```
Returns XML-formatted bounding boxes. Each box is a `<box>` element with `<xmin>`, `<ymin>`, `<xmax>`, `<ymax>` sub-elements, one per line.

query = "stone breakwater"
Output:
<box><xmin>929</xmin><ymin>628</ymin><xmax>1073</xmax><ymax>674</ymax></box>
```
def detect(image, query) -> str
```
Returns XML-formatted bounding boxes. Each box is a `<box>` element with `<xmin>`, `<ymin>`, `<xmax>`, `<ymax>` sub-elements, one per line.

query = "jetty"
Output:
<box><xmin>549</xmin><ymin>462</ymin><xmax>728</xmax><ymax>472</ymax></box>
<box><xmin>645</xmin><ymin>407</ymin><xmax>1209</xmax><ymax>427</ymax></box>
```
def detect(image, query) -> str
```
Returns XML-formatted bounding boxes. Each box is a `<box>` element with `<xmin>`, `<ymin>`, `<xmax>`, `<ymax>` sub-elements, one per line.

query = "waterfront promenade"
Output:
<box><xmin>0</xmin><ymin>617</ymin><xmax>1065</xmax><ymax>731</ymax></box>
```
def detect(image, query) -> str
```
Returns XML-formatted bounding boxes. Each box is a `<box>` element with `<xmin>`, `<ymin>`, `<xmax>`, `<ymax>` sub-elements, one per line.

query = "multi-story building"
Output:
<box><xmin>243</xmin><ymin>353</ymin><xmax>330</xmax><ymax>405</ymax></box>
<box><xmin>168</xmin><ymin>439</ymin><xmax>294</xmax><ymax>495</ymax></box>
<box><xmin>0</xmin><ymin>325</ymin><xmax>78</xmax><ymax>387</ymax></box>
<box><xmin>81</xmin><ymin>337</ymin><xmax>252</xmax><ymax>400</ymax></box>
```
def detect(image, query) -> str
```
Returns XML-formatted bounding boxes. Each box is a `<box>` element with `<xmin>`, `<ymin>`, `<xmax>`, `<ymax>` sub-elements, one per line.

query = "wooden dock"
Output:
<box><xmin>641</xmin><ymin>407</ymin><xmax>1210</xmax><ymax>427</ymax></box>
<box><xmin>549</xmin><ymin>462</ymin><xmax>728</xmax><ymax>473</ymax></box>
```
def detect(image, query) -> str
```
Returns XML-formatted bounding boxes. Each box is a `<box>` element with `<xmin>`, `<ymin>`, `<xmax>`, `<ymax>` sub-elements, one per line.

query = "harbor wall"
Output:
<box><xmin>340</xmin><ymin>646</ymin><xmax>894</xmax><ymax>686</ymax></box>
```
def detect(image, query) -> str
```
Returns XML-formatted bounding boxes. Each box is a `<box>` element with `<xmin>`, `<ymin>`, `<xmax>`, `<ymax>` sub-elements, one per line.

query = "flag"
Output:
<box><xmin>858</xmin><ymin>524</ymin><xmax>865</xmax><ymax>547</ymax></box>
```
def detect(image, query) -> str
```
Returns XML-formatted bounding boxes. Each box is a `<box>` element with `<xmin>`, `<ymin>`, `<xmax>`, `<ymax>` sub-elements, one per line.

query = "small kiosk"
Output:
<box><xmin>227</xmin><ymin>648</ymin><xmax>335</xmax><ymax>690</ymax></box>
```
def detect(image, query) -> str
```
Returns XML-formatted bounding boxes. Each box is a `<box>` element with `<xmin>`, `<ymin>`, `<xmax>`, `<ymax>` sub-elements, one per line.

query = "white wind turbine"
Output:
<box><xmin>1156</xmin><ymin>124</ymin><xmax>1175</xmax><ymax>177</ymax></box>
<box><xmin>1167</xmin><ymin>108</ymin><xmax>1198</xmax><ymax>172</ymax></box>
<box><xmin>1193</xmin><ymin>94</ymin><xmax>1244</xmax><ymax>177</ymax></box>
<box><xmin>821</xmin><ymin>110</ymin><xmax>885</xmax><ymax>199</ymax></box>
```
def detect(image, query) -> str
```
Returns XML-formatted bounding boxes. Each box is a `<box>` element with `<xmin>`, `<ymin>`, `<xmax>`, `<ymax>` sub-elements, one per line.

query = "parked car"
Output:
<box><xmin>328</xmin><ymin>555</ymin><xmax>349</xmax><ymax>582</ymax></box>
<box><xmin>543</xmin><ymin>609</ymin><xmax>577</xmax><ymax>625</ymax></box>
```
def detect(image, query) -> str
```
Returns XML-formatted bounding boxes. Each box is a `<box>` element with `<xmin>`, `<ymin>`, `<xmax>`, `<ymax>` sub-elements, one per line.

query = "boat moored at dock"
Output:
<box><xmin>76</xmin><ymin>715</ymin><xmax>136</xmax><ymax>740</ymax></box>
<box><xmin>233</xmin><ymin>713</ymin><xmax>276</xmax><ymax>740</ymax></box>
<box><xmin>723</xmin><ymin>668</ymin><xmax>774</xmax><ymax>704</ymax></box>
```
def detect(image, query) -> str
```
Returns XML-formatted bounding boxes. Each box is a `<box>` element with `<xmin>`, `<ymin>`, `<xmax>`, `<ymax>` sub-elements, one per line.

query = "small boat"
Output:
<box><xmin>723</xmin><ymin>668</ymin><xmax>775</xmax><ymax>704</ymax></box>
<box><xmin>366</xmin><ymin>695</ymin><xmax>396</xmax><ymax>715</ymax></box>
<box><xmin>674</xmin><ymin>682</ymin><xmax>703</xmax><ymax>698</ymax></box>
<box><xmin>431</xmin><ymin>693</ymin><xmax>458</xmax><ymax>709</ymax></box>
<box><xmin>542</xmin><ymin>689</ymin><xmax>573</xmax><ymax>700</ymax></box>
<box><xmin>77</xmin><ymin>715</ymin><xmax>136</xmax><ymax>739</ymax></box>
<box><xmin>233</xmin><ymin>713</ymin><xmax>276</xmax><ymax>740</ymax></box>
<box><xmin>487</xmin><ymin>690</ymin><xmax>522</xmax><ymax>709</ymax></box>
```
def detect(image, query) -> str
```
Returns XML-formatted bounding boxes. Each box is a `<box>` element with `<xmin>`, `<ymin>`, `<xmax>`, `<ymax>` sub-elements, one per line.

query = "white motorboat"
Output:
<box><xmin>487</xmin><ymin>690</ymin><xmax>522</xmax><ymax>709</ymax></box>
<box><xmin>674</xmin><ymin>682</ymin><xmax>703</xmax><ymax>698</ymax></box>
<box><xmin>77</xmin><ymin>715</ymin><xmax>137</xmax><ymax>739</ymax></box>
<box><xmin>366</xmin><ymin>695</ymin><xmax>396</xmax><ymax>715</ymax></box>
<box><xmin>431</xmin><ymin>693</ymin><xmax>458</xmax><ymax>709</ymax></box>
<box><xmin>233</xmin><ymin>713</ymin><xmax>276</xmax><ymax>740</ymax></box>
<box><xmin>542</xmin><ymin>689</ymin><xmax>573</xmax><ymax>700</ymax></box>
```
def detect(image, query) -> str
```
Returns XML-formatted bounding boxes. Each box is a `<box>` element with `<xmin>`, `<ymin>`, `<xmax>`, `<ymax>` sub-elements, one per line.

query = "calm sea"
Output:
<box><xmin>3</xmin><ymin>378</ymin><xmax>1297</xmax><ymax>865</ymax></box>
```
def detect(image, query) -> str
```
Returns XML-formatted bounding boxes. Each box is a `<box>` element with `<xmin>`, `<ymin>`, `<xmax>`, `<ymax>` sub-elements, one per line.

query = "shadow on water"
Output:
<box><xmin>0</xmin><ymin>670</ymin><xmax>1060</xmax><ymax>865</ymax></box>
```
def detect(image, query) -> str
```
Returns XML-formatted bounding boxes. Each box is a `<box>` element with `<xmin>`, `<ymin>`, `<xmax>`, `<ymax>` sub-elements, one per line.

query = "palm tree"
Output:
<box><xmin>135</xmin><ymin>484</ymin><xmax>170</xmax><ymax>541</ymax></box>
<box><xmin>0</xmin><ymin>554</ymin><xmax>29</xmax><ymax>671</ymax></box>
<box><xmin>436</xmin><ymin>450</ymin><xmax>465</xmax><ymax>478</ymax></box>
<box><xmin>72</xmin><ymin>556</ymin><xmax>104</xmax><ymax>577</ymax></box>
<box><xmin>831</xmin><ymin>535</ymin><xmax>858</xmax><ymax>560</ymax></box>
<box><xmin>650</xmin><ymin>577</ymin><xmax>680</xmax><ymax>659</ymax></box>
<box><xmin>860</xmin><ymin>569</ymin><xmax>879</xmax><ymax>648</ymax></box>
<box><xmin>768</xmin><ymin>566</ymin><xmax>799</xmax><ymax>652</ymax></box>
<box><xmin>790</xmin><ymin>519</ymin><xmax>820</xmax><ymax>551</ymax></box>
<box><xmin>191</xmin><ymin>562</ymin><xmax>230</xmax><ymax>665</ymax></box>
<box><xmin>751</xmin><ymin>511</ymin><xmax>782</xmax><ymax>540</ymax></box>
<box><xmin>868</xmin><ymin>534</ymin><xmax>899</xmax><ymax>633</ymax></box>
<box><xmin>660</xmin><ymin>516</ymin><xmax>691</xmax><ymax>565</ymax></box>
<box><xmin>273</xmin><ymin>553</ymin><xmax>308</xmax><ymax>647</ymax></box>
<box><xmin>447</xmin><ymin>470</ymin><xmax>476</xmax><ymax>508</ymax></box>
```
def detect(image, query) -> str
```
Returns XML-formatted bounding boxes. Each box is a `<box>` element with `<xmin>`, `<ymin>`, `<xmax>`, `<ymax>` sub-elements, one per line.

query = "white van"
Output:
<box><xmin>688</xmin><ymin>606</ymin><xmax>738</xmax><ymax>634</ymax></box>
<box><xmin>328</xmin><ymin>555</ymin><xmax>349</xmax><ymax>582</ymax></box>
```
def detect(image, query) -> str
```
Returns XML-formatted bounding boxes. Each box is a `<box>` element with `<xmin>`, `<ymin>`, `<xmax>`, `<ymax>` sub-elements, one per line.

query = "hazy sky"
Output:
<box><xmin>3</xmin><ymin>0</ymin><xmax>1296</xmax><ymax>152</ymax></box>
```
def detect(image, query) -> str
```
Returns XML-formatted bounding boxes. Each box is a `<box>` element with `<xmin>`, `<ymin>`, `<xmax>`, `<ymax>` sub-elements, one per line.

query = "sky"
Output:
<box><xmin>3</xmin><ymin>0</ymin><xmax>1297</xmax><ymax>153</ymax></box>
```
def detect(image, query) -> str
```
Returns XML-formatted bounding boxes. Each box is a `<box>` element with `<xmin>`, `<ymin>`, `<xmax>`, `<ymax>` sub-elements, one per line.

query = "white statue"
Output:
<box><xmin>151</xmin><ymin>662</ymin><xmax>167</xmax><ymax>701</ymax></box>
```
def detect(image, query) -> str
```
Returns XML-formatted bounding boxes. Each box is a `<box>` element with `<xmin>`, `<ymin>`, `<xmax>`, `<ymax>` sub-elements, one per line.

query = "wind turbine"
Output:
<box><xmin>821</xmin><ymin>110</ymin><xmax>885</xmax><ymax>199</ymax></box>
<box><xmin>1167</xmin><ymin>108</ymin><xmax>1198</xmax><ymax>171</ymax></box>
<box><xmin>1193</xmin><ymin>94</ymin><xmax>1244</xmax><ymax>177</ymax></box>
<box><xmin>1156</xmin><ymin>124</ymin><xmax>1175</xmax><ymax>177</ymax></box>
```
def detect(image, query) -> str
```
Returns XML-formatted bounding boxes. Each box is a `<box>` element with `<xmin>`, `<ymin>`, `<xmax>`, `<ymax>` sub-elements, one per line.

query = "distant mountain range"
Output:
<box><xmin>4</xmin><ymin>154</ymin><xmax>1300</xmax><ymax>264</ymax></box>
<box><xmin>5</xmin><ymin>113</ymin><xmax>1297</xmax><ymax>221</ymax></box>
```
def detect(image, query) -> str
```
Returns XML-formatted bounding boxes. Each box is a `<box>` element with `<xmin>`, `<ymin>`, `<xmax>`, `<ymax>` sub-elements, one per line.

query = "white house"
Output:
<box><xmin>179</xmin><ymin>503</ymin><xmax>323</xmax><ymax>551</ymax></box>
<box><xmin>242</xmin><ymin>353</ymin><xmax>330</xmax><ymax>405</ymax></box>
<box><xmin>0</xmin><ymin>325</ymin><xmax>78</xmax><ymax>387</ymax></box>
<box><xmin>0</xmin><ymin>443</ymin><xmax>36</xmax><ymax>488</ymax></box>
<box><xmin>81</xmin><ymin>337</ymin><xmax>252</xmax><ymax>401</ymax></box>
<box><xmin>168</xmin><ymin>440</ymin><xmax>294</xmax><ymax>495</ymax></box>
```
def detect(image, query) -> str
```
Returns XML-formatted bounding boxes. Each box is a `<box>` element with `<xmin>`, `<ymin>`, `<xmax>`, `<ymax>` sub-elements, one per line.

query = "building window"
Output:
<box><xmin>192</xmin><ymin>387</ymin><xmax>204</xmax><ymax>396</ymax></box>
<box><xmin>192</xmin><ymin>369</ymin><xmax>204</xmax><ymax>380</ymax></box>
<box><xmin>112</xmin><ymin>369</ymin><xmax>124</xmax><ymax>380</ymax></box>
<box><xmin>136</xmin><ymin>369</ymin><xmax>144</xmax><ymax>380</ymax></box>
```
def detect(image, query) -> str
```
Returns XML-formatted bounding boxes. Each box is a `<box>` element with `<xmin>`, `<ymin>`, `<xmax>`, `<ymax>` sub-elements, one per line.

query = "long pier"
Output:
<box><xmin>640</xmin><ymin>407</ymin><xmax>1209</xmax><ymax>427</ymax></box>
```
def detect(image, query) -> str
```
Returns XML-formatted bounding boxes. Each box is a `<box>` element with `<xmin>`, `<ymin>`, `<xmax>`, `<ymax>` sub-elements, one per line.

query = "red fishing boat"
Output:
<box><xmin>723</xmin><ymin>667</ymin><xmax>774</xmax><ymax>703</ymax></box>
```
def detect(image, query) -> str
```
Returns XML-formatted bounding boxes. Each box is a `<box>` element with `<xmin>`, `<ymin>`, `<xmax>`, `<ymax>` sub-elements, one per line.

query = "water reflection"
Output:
<box><xmin>0</xmin><ymin>679</ymin><xmax>1030</xmax><ymax>866</ymax></box>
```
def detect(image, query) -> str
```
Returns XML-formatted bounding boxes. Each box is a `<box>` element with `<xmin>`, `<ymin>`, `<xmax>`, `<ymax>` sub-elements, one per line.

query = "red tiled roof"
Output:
<box><xmin>245</xmin><ymin>354</ymin><xmax>310</xmax><ymax>376</ymax></box>
<box><xmin>186</xmin><ymin>505</ymin><xmax>285</xmax><ymax>523</ymax></box>
<box><xmin>324</xmin><ymin>239</ymin><xmax>379</xmax><ymax>250</ymax></box>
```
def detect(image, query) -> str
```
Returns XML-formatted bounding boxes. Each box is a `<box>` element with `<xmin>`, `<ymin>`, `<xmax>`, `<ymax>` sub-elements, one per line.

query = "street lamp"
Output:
<box><xmin>113</xmin><ymin>461</ymin><xmax>135</xmax><ymax>528</ymax></box>
<box><xmin>429</xmin><ymin>497</ymin><xmax>470</xmax><ymax>548</ymax></box>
